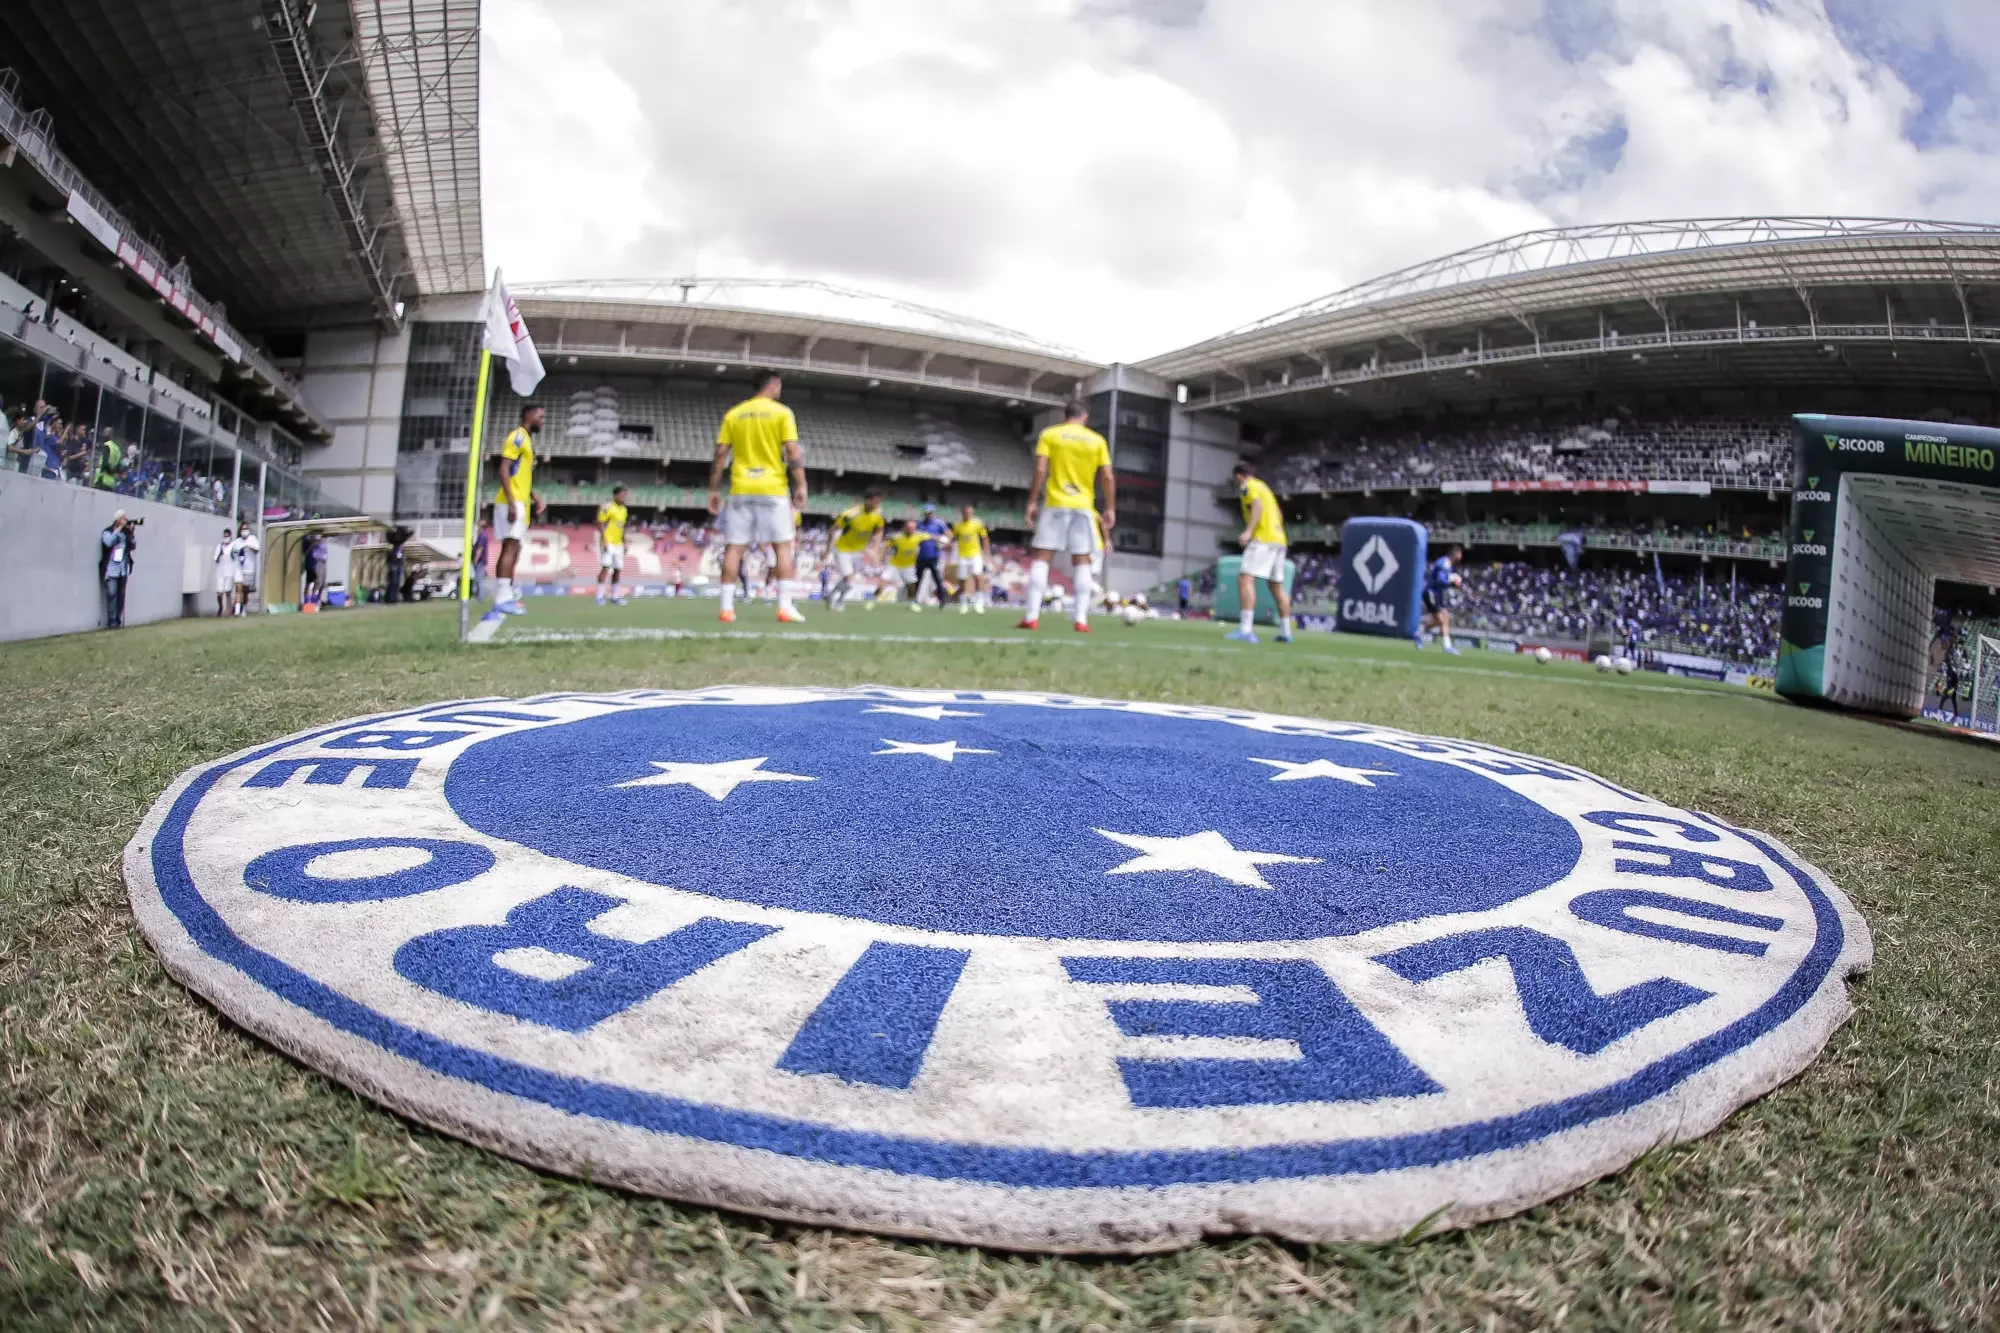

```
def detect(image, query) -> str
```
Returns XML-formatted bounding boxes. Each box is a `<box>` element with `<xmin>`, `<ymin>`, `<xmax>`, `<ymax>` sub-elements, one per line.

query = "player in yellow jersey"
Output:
<box><xmin>594</xmin><ymin>485</ymin><xmax>630</xmax><ymax>606</ymax></box>
<box><xmin>950</xmin><ymin>504</ymin><xmax>991</xmax><ymax>614</ymax></box>
<box><xmin>1228</xmin><ymin>460</ymin><xmax>1294</xmax><ymax>644</ymax></box>
<box><xmin>827</xmin><ymin>488</ymin><xmax>886</xmax><ymax>611</ymax></box>
<box><xmin>707</xmin><ymin>370</ymin><xmax>807</xmax><ymax>624</ymax></box>
<box><xmin>882</xmin><ymin>518</ymin><xmax>924</xmax><ymax>606</ymax></box>
<box><xmin>1020</xmin><ymin>400</ymin><xmax>1114</xmax><ymax>632</ymax></box>
<box><xmin>487</xmin><ymin>403</ymin><xmax>545</xmax><ymax>617</ymax></box>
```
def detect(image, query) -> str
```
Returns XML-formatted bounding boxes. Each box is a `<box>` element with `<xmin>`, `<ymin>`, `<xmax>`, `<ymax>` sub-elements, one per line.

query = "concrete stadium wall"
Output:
<box><xmin>0</xmin><ymin>470</ymin><xmax>234</xmax><ymax>641</ymax></box>
<box><xmin>298</xmin><ymin>323</ymin><xmax>412</xmax><ymax>518</ymax></box>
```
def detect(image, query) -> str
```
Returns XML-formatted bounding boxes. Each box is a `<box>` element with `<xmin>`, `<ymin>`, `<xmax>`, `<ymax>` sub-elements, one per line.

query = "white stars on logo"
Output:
<box><xmin>1092</xmin><ymin>828</ymin><xmax>1322</xmax><ymax>890</ymax></box>
<box><xmin>872</xmin><ymin>739</ymin><xmax>996</xmax><ymax>763</ymax></box>
<box><xmin>614</xmin><ymin>757</ymin><xmax>816</xmax><ymax>800</ymax></box>
<box><xmin>863</xmin><ymin>704</ymin><xmax>984</xmax><ymax>721</ymax></box>
<box><xmin>1248</xmin><ymin>757</ymin><xmax>1398</xmax><ymax>787</ymax></box>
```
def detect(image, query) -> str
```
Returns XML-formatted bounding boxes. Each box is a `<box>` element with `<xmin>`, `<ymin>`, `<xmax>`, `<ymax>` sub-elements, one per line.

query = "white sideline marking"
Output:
<box><xmin>476</xmin><ymin>625</ymin><xmax>1761</xmax><ymax>700</ymax></box>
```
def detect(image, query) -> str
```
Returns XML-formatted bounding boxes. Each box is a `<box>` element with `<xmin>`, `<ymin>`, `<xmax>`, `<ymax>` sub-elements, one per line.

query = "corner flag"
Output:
<box><xmin>482</xmin><ymin>269</ymin><xmax>545</xmax><ymax>397</ymax></box>
<box><xmin>459</xmin><ymin>269</ymin><xmax>546</xmax><ymax>639</ymax></box>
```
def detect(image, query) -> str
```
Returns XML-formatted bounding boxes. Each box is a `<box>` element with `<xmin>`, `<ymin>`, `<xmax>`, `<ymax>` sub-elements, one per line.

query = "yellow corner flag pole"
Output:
<box><xmin>457</xmin><ymin>345</ymin><xmax>495</xmax><ymax>643</ymax></box>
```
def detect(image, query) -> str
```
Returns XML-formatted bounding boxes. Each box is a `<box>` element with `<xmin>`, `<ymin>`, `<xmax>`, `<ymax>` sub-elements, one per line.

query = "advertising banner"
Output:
<box><xmin>1335</xmin><ymin>517</ymin><xmax>1427</xmax><ymax>639</ymax></box>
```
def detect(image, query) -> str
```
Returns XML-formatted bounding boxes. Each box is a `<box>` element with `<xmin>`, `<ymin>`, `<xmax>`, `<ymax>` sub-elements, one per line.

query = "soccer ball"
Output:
<box><xmin>1615</xmin><ymin>657</ymin><xmax>1637</xmax><ymax>675</ymax></box>
<box><xmin>1594</xmin><ymin>654</ymin><xmax>1613</xmax><ymax>672</ymax></box>
<box><xmin>1121</xmin><ymin>603</ymin><xmax>1144</xmax><ymax>626</ymax></box>
<box><xmin>1533</xmin><ymin>646</ymin><xmax>1553</xmax><ymax>664</ymax></box>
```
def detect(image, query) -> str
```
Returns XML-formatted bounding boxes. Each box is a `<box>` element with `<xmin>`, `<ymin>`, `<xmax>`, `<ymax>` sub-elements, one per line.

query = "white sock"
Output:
<box><xmin>1282</xmin><ymin>614</ymin><xmax>1294</xmax><ymax>635</ymax></box>
<box><xmin>1072</xmin><ymin>565</ymin><xmax>1093</xmax><ymax>626</ymax></box>
<box><xmin>1239</xmin><ymin>608</ymin><xmax>1254</xmax><ymax>634</ymax></box>
<box><xmin>495</xmin><ymin>577</ymin><xmax>512</xmax><ymax>604</ymax></box>
<box><xmin>777</xmin><ymin>579</ymin><xmax>796</xmax><ymax>613</ymax></box>
<box><xmin>1026</xmin><ymin>561</ymin><xmax>1048</xmax><ymax>620</ymax></box>
<box><xmin>719</xmin><ymin>583</ymin><xmax>735</xmax><ymax>613</ymax></box>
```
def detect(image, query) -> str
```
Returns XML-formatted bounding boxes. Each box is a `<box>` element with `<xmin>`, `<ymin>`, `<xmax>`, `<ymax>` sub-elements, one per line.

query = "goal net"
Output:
<box><xmin>1973</xmin><ymin>634</ymin><xmax>2000</xmax><ymax>735</ymax></box>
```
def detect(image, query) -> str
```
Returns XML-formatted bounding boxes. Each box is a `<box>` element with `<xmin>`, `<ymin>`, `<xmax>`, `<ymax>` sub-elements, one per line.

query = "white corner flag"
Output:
<box><xmin>482</xmin><ymin>269</ymin><xmax>546</xmax><ymax>397</ymax></box>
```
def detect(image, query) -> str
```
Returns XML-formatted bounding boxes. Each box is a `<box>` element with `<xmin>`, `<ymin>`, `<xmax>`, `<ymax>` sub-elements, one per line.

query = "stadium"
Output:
<box><xmin>0</xmin><ymin>3</ymin><xmax>1995</xmax><ymax>1329</ymax></box>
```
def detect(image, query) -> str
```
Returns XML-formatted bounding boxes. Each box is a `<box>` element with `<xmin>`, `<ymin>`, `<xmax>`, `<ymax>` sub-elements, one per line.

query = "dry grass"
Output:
<box><xmin>1</xmin><ymin>602</ymin><xmax>1996</xmax><ymax>1330</ymax></box>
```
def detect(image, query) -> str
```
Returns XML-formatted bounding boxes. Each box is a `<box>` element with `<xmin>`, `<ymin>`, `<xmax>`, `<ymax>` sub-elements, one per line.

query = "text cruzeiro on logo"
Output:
<box><xmin>124</xmin><ymin>686</ymin><xmax>1870</xmax><ymax>1251</ymax></box>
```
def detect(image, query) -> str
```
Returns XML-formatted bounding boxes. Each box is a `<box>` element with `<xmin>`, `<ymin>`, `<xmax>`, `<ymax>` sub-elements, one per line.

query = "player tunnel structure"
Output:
<box><xmin>1777</xmin><ymin>413</ymin><xmax>2000</xmax><ymax>716</ymax></box>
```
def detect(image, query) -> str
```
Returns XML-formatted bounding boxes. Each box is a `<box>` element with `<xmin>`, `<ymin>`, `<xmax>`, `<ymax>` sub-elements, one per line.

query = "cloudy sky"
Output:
<box><xmin>479</xmin><ymin>0</ymin><xmax>2000</xmax><ymax>362</ymax></box>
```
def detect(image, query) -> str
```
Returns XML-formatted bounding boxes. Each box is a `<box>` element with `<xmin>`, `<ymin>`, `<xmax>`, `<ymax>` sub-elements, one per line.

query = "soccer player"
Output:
<box><xmin>828</xmin><ymin>489</ymin><xmax>886</xmax><ymax>610</ymax></box>
<box><xmin>1020</xmin><ymin>400</ymin><xmax>1114</xmax><ymax>632</ymax></box>
<box><xmin>1420</xmin><ymin>543</ymin><xmax>1464</xmax><ymax>654</ymax></box>
<box><xmin>489</xmin><ymin>403</ymin><xmax>545</xmax><ymax>617</ymax></box>
<box><xmin>1227</xmin><ymin>460</ymin><xmax>1293</xmax><ymax>644</ymax></box>
<box><xmin>951</xmin><ymin>503</ymin><xmax>991</xmax><ymax>613</ymax></box>
<box><xmin>884</xmin><ymin>518</ymin><xmax>924</xmax><ymax>609</ymax></box>
<box><xmin>595</xmin><ymin>484</ymin><xmax>630</xmax><ymax>605</ymax></box>
<box><xmin>708</xmin><ymin>371</ymin><xmax>808</xmax><ymax>624</ymax></box>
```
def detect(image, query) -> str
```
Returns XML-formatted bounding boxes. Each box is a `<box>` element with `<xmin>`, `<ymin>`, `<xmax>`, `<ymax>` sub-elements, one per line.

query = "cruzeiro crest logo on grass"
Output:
<box><xmin>124</xmin><ymin>687</ymin><xmax>1871</xmax><ymax>1252</ymax></box>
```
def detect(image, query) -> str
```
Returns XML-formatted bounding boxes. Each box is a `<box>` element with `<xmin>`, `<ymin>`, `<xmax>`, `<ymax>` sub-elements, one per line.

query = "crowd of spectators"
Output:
<box><xmin>5</xmin><ymin>398</ymin><xmax>236</xmax><ymax>514</ymax></box>
<box><xmin>1451</xmin><ymin>562</ymin><xmax>1780</xmax><ymax>663</ymax></box>
<box><xmin>1285</xmin><ymin>556</ymin><xmax>1781</xmax><ymax>663</ymax></box>
<box><xmin>1265</xmin><ymin>412</ymin><xmax>1793</xmax><ymax>494</ymax></box>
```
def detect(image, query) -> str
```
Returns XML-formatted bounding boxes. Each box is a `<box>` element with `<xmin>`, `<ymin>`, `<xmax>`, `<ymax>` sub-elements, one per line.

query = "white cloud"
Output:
<box><xmin>480</xmin><ymin>0</ymin><xmax>2000</xmax><ymax>361</ymax></box>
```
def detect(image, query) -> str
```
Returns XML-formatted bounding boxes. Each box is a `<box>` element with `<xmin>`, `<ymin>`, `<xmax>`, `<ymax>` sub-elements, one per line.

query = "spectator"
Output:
<box><xmin>99</xmin><ymin>510</ymin><xmax>135</xmax><ymax>628</ymax></box>
<box><xmin>211</xmin><ymin>525</ymin><xmax>235</xmax><ymax>617</ymax></box>
<box><xmin>94</xmin><ymin>434</ymin><xmax>123</xmax><ymax>489</ymax></box>
<box><xmin>5</xmin><ymin>412</ymin><xmax>32</xmax><ymax>472</ymax></box>
<box><xmin>306</xmin><ymin>531</ymin><xmax>329</xmax><ymax>605</ymax></box>
<box><xmin>230</xmin><ymin>523</ymin><xmax>259</xmax><ymax>616</ymax></box>
<box><xmin>470</xmin><ymin>522</ymin><xmax>491</xmax><ymax>602</ymax></box>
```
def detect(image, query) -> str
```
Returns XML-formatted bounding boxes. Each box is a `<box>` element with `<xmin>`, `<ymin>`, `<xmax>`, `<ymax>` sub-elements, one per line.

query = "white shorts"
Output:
<box><xmin>1241</xmin><ymin>540</ymin><xmax>1287</xmax><ymax>581</ymax></box>
<box><xmin>1031</xmin><ymin>506</ymin><xmax>1098</xmax><ymax>556</ymax></box>
<box><xmin>895</xmin><ymin>565</ymin><xmax>918</xmax><ymax>585</ymax></box>
<box><xmin>497</xmin><ymin>505</ymin><xmax>530</xmax><ymax>542</ymax></box>
<box><xmin>214</xmin><ymin>568</ymin><xmax>233</xmax><ymax>594</ymax></box>
<box><xmin>831</xmin><ymin>549</ymin><xmax>864</xmax><ymax>577</ymax></box>
<box><xmin>599</xmin><ymin>544</ymin><xmax>624</xmax><ymax>571</ymax></box>
<box><xmin>722</xmin><ymin>494</ymin><xmax>794</xmax><ymax>546</ymax></box>
<box><xmin>955</xmin><ymin>554</ymin><xmax>986</xmax><ymax>579</ymax></box>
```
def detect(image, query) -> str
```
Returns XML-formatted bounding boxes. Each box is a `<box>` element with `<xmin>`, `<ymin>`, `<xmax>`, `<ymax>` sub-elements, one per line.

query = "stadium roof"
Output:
<box><xmin>509</xmin><ymin>278</ymin><xmax>1103</xmax><ymax>409</ymax></box>
<box><xmin>516</xmin><ymin>278</ymin><xmax>1090</xmax><ymax>363</ymax></box>
<box><xmin>0</xmin><ymin>0</ymin><xmax>481</xmax><ymax>330</ymax></box>
<box><xmin>1139</xmin><ymin>218</ymin><xmax>2000</xmax><ymax>415</ymax></box>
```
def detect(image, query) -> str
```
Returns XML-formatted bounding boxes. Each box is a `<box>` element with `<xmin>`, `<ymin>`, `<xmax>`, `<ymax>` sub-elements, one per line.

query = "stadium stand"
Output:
<box><xmin>536</xmin><ymin>378</ymin><xmax>1035</xmax><ymax>489</ymax></box>
<box><xmin>1281</xmin><ymin>551</ymin><xmax>1783</xmax><ymax>666</ymax></box>
<box><xmin>1264</xmin><ymin>412</ymin><xmax>1794</xmax><ymax>494</ymax></box>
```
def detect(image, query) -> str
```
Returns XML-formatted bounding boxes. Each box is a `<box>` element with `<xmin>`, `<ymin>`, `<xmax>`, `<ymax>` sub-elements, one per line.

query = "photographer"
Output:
<box><xmin>99</xmin><ymin>510</ymin><xmax>138</xmax><ymax>629</ymax></box>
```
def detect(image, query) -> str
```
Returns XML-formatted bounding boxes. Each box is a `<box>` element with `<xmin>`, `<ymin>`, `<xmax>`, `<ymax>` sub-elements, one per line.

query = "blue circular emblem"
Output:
<box><xmin>125</xmin><ymin>687</ymin><xmax>1872</xmax><ymax>1251</ymax></box>
<box><xmin>445</xmin><ymin>700</ymin><xmax>1581</xmax><ymax>942</ymax></box>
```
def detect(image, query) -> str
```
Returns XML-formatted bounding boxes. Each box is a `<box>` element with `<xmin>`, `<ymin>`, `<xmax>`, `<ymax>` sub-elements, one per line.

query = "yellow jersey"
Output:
<box><xmin>717</xmin><ymin>396</ymin><xmax>798</xmax><ymax>497</ymax></box>
<box><xmin>885</xmin><ymin>530</ymin><xmax>924</xmax><ymax>569</ymax></box>
<box><xmin>832</xmin><ymin>504</ymin><xmax>886</xmax><ymax>554</ymax></box>
<box><xmin>596</xmin><ymin>500</ymin><xmax>628</xmax><ymax>546</ymax></box>
<box><xmin>951</xmin><ymin>517</ymin><xmax>989</xmax><ymax>557</ymax></box>
<box><xmin>1238</xmin><ymin>476</ymin><xmax>1285</xmax><ymax>545</ymax></box>
<box><xmin>1035</xmin><ymin>422</ymin><xmax>1110</xmax><ymax>511</ymax></box>
<box><xmin>494</xmin><ymin>427</ymin><xmax>536</xmax><ymax>507</ymax></box>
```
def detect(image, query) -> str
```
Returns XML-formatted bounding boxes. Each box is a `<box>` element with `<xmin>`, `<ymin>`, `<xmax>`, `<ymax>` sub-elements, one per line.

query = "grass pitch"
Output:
<box><xmin>2</xmin><ymin>599</ymin><xmax>1996</xmax><ymax>1330</ymax></box>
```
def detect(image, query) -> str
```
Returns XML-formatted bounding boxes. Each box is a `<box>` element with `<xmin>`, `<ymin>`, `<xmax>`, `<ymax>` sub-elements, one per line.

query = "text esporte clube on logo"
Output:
<box><xmin>124</xmin><ymin>687</ymin><xmax>1870</xmax><ymax>1252</ymax></box>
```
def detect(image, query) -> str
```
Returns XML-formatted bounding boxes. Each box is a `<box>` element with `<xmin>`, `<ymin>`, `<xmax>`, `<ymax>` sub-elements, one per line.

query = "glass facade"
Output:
<box><xmin>395</xmin><ymin>320</ymin><xmax>499</xmax><ymax>519</ymax></box>
<box><xmin>1089</xmin><ymin>386</ymin><xmax>1169</xmax><ymax>556</ymax></box>
<box><xmin>1</xmin><ymin>315</ymin><xmax>354</xmax><ymax>523</ymax></box>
